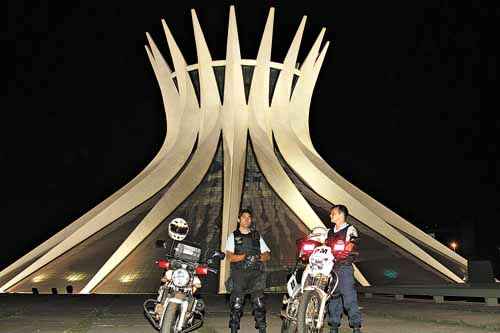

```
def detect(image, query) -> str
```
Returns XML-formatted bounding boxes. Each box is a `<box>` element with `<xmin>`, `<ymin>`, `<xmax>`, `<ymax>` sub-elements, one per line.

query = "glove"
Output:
<box><xmin>243</xmin><ymin>255</ymin><xmax>262</xmax><ymax>270</ymax></box>
<box><xmin>246</xmin><ymin>254</ymin><xmax>260</xmax><ymax>263</ymax></box>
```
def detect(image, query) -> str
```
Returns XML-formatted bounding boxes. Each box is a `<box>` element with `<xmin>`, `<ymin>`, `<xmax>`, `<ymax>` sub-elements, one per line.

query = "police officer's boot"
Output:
<box><xmin>329</xmin><ymin>328</ymin><xmax>339</xmax><ymax>333</ymax></box>
<box><xmin>229</xmin><ymin>296</ymin><xmax>244</xmax><ymax>333</ymax></box>
<box><xmin>252</xmin><ymin>296</ymin><xmax>266</xmax><ymax>332</ymax></box>
<box><xmin>353</xmin><ymin>327</ymin><xmax>362</xmax><ymax>333</ymax></box>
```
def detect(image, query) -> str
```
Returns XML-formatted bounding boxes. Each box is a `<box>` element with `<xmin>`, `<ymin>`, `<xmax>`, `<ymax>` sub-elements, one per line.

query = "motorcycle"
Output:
<box><xmin>281</xmin><ymin>227</ymin><xmax>340</xmax><ymax>333</ymax></box>
<box><xmin>143</xmin><ymin>218</ymin><xmax>225</xmax><ymax>333</ymax></box>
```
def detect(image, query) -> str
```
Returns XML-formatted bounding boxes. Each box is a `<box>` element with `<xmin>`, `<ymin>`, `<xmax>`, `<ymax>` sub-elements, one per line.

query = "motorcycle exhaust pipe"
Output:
<box><xmin>180</xmin><ymin>319</ymin><xmax>203</xmax><ymax>333</ymax></box>
<box><xmin>143</xmin><ymin>299</ymin><xmax>161</xmax><ymax>330</ymax></box>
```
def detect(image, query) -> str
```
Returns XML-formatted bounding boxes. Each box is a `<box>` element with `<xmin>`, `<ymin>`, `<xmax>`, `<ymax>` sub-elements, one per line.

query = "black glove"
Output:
<box><xmin>243</xmin><ymin>254</ymin><xmax>262</xmax><ymax>270</ymax></box>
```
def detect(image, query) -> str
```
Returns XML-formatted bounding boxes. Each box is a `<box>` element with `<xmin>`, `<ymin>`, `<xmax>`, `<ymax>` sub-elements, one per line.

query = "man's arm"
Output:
<box><xmin>224</xmin><ymin>233</ymin><xmax>246</xmax><ymax>262</ymax></box>
<box><xmin>345</xmin><ymin>225</ymin><xmax>359</xmax><ymax>252</ymax></box>
<box><xmin>226</xmin><ymin>251</ymin><xmax>247</xmax><ymax>262</ymax></box>
<box><xmin>259</xmin><ymin>236</ymin><xmax>271</xmax><ymax>262</ymax></box>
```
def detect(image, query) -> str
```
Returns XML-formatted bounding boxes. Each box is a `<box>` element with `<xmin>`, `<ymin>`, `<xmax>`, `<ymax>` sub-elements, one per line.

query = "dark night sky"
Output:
<box><xmin>3</xmin><ymin>1</ymin><xmax>498</xmax><ymax>273</ymax></box>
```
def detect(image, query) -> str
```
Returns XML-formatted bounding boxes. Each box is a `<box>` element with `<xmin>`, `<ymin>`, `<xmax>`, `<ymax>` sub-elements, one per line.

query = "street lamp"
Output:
<box><xmin>450</xmin><ymin>241</ymin><xmax>458</xmax><ymax>252</ymax></box>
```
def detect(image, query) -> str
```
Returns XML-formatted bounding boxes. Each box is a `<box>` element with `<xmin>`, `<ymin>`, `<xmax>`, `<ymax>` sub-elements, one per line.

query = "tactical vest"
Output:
<box><xmin>327</xmin><ymin>224</ymin><xmax>356</xmax><ymax>266</ymax></box>
<box><xmin>231</xmin><ymin>229</ymin><xmax>261</xmax><ymax>271</ymax></box>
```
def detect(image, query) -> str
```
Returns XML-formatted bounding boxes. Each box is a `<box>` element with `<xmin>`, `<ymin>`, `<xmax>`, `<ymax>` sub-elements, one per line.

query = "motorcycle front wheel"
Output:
<box><xmin>296</xmin><ymin>289</ymin><xmax>323</xmax><ymax>333</ymax></box>
<box><xmin>160</xmin><ymin>293</ymin><xmax>185</xmax><ymax>333</ymax></box>
<box><xmin>281</xmin><ymin>318</ymin><xmax>297</xmax><ymax>332</ymax></box>
<box><xmin>160</xmin><ymin>302</ymin><xmax>179</xmax><ymax>333</ymax></box>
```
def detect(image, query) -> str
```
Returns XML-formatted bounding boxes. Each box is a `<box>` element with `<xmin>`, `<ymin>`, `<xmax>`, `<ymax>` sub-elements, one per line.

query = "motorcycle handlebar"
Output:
<box><xmin>155</xmin><ymin>240</ymin><xmax>168</xmax><ymax>248</ymax></box>
<box><xmin>155</xmin><ymin>240</ymin><xmax>225</xmax><ymax>259</ymax></box>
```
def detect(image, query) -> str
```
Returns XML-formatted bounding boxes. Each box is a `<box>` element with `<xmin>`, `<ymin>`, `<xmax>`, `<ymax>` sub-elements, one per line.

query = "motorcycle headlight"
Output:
<box><xmin>172</xmin><ymin>269</ymin><xmax>190</xmax><ymax>287</ymax></box>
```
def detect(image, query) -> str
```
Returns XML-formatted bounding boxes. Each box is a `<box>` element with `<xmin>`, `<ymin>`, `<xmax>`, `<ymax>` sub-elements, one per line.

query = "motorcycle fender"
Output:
<box><xmin>159</xmin><ymin>297</ymin><xmax>189</xmax><ymax>331</ymax></box>
<box><xmin>302</xmin><ymin>285</ymin><xmax>328</xmax><ymax>297</ymax></box>
<box><xmin>300</xmin><ymin>266</ymin><xmax>311</xmax><ymax>292</ymax></box>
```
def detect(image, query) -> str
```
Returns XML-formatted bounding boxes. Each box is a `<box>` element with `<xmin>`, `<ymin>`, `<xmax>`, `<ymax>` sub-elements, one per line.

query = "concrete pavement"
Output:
<box><xmin>0</xmin><ymin>294</ymin><xmax>498</xmax><ymax>332</ymax></box>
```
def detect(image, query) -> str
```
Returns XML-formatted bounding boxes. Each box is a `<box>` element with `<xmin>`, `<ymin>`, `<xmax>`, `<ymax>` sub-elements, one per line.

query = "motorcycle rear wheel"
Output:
<box><xmin>296</xmin><ymin>289</ymin><xmax>323</xmax><ymax>333</ymax></box>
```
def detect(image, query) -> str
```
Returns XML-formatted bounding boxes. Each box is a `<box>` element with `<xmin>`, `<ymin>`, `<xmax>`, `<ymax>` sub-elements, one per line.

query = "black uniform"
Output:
<box><xmin>226</xmin><ymin>229</ymin><xmax>268</xmax><ymax>332</ymax></box>
<box><xmin>327</xmin><ymin>224</ymin><xmax>363</xmax><ymax>329</ymax></box>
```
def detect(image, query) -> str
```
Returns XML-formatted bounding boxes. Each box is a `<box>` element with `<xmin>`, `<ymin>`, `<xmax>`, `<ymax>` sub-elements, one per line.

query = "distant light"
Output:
<box><xmin>66</xmin><ymin>273</ymin><xmax>87</xmax><ymax>282</ymax></box>
<box><xmin>450</xmin><ymin>241</ymin><xmax>458</xmax><ymax>251</ymax></box>
<box><xmin>119</xmin><ymin>273</ymin><xmax>140</xmax><ymax>283</ymax></box>
<box><xmin>32</xmin><ymin>274</ymin><xmax>47</xmax><ymax>283</ymax></box>
<box><xmin>383</xmin><ymin>269</ymin><xmax>398</xmax><ymax>279</ymax></box>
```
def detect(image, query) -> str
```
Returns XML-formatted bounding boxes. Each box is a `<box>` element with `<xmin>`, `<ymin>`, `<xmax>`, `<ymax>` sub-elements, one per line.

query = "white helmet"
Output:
<box><xmin>168</xmin><ymin>218</ymin><xmax>189</xmax><ymax>241</ymax></box>
<box><xmin>308</xmin><ymin>226</ymin><xmax>329</xmax><ymax>243</ymax></box>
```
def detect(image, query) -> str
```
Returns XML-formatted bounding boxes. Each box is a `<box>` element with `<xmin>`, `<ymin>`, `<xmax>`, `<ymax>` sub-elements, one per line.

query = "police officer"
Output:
<box><xmin>225</xmin><ymin>208</ymin><xmax>271</xmax><ymax>333</ymax></box>
<box><xmin>327</xmin><ymin>204</ymin><xmax>363</xmax><ymax>333</ymax></box>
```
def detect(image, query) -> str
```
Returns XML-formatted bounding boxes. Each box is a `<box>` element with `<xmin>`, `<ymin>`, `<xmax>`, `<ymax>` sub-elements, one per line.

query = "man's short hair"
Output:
<box><xmin>332</xmin><ymin>204</ymin><xmax>348</xmax><ymax>219</ymax></box>
<box><xmin>238</xmin><ymin>208</ymin><xmax>252</xmax><ymax>218</ymax></box>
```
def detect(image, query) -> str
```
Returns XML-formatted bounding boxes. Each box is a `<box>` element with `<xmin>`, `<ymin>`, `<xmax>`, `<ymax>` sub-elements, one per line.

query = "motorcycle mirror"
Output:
<box><xmin>155</xmin><ymin>240</ymin><xmax>167</xmax><ymax>248</ymax></box>
<box><xmin>211</xmin><ymin>251</ymin><xmax>225</xmax><ymax>260</ymax></box>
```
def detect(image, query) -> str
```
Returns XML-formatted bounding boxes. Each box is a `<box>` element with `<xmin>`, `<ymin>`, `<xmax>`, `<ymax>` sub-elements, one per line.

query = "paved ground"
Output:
<box><xmin>0</xmin><ymin>293</ymin><xmax>499</xmax><ymax>332</ymax></box>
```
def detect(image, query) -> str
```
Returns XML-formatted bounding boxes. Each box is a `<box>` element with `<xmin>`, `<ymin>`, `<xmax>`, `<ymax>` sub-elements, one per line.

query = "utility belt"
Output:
<box><xmin>231</xmin><ymin>254</ymin><xmax>264</xmax><ymax>271</ymax></box>
<box><xmin>333</xmin><ymin>260</ymin><xmax>355</xmax><ymax>271</ymax></box>
<box><xmin>226</xmin><ymin>265</ymin><xmax>267</xmax><ymax>293</ymax></box>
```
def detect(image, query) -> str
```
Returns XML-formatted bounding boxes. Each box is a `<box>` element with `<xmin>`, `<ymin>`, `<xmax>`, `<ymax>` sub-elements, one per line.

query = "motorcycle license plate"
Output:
<box><xmin>287</xmin><ymin>275</ymin><xmax>298</xmax><ymax>296</ymax></box>
<box><xmin>309</xmin><ymin>245</ymin><xmax>334</xmax><ymax>275</ymax></box>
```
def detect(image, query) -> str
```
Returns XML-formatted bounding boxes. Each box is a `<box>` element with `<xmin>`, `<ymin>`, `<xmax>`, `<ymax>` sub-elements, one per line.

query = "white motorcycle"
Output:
<box><xmin>281</xmin><ymin>227</ymin><xmax>339</xmax><ymax>333</ymax></box>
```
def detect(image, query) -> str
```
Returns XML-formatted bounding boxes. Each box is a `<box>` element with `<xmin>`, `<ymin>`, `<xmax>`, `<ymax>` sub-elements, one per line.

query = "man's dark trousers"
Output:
<box><xmin>328</xmin><ymin>265</ymin><xmax>362</xmax><ymax>328</ymax></box>
<box><xmin>229</xmin><ymin>269</ymin><xmax>266</xmax><ymax>330</ymax></box>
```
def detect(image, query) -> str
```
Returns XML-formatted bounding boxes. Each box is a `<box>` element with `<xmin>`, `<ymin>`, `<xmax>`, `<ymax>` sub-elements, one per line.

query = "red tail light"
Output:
<box><xmin>298</xmin><ymin>239</ymin><xmax>321</xmax><ymax>261</ymax></box>
<box><xmin>326</xmin><ymin>239</ymin><xmax>353</xmax><ymax>259</ymax></box>
<box><xmin>302</xmin><ymin>243</ymin><xmax>317</xmax><ymax>251</ymax></box>
<box><xmin>156</xmin><ymin>259</ymin><xmax>170</xmax><ymax>269</ymax></box>
<box><xmin>195</xmin><ymin>265</ymin><xmax>208</xmax><ymax>276</ymax></box>
<box><xmin>332</xmin><ymin>240</ymin><xmax>346</xmax><ymax>252</ymax></box>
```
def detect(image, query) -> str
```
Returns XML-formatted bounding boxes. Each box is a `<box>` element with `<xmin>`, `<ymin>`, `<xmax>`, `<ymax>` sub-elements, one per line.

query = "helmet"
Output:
<box><xmin>168</xmin><ymin>218</ymin><xmax>189</xmax><ymax>241</ymax></box>
<box><xmin>308</xmin><ymin>226</ymin><xmax>329</xmax><ymax>243</ymax></box>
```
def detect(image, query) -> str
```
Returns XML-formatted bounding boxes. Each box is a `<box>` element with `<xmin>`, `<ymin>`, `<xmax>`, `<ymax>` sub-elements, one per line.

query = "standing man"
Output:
<box><xmin>225</xmin><ymin>208</ymin><xmax>271</xmax><ymax>333</ymax></box>
<box><xmin>327</xmin><ymin>204</ymin><xmax>363</xmax><ymax>333</ymax></box>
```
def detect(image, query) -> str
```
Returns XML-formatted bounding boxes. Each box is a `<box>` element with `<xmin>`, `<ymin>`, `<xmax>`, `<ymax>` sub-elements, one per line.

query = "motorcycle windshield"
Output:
<box><xmin>174</xmin><ymin>243</ymin><xmax>202</xmax><ymax>262</ymax></box>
